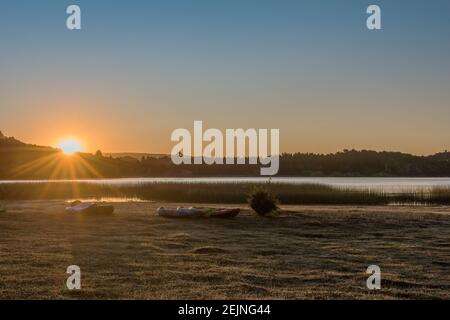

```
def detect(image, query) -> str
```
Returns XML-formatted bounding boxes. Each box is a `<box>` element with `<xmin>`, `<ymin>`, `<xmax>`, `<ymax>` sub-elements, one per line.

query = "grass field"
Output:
<box><xmin>0</xmin><ymin>200</ymin><xmax>449</xmax><ymax>299</ymax></box>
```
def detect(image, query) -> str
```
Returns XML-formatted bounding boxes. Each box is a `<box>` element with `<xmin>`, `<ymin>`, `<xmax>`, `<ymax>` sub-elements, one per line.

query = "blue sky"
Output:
<box><xmin>1</xmin><ymin>0</ymin><xmax>449</xmax><ymax>154</ymax></box>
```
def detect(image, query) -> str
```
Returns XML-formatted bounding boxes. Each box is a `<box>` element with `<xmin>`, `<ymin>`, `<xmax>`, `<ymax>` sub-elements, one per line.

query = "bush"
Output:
<box><xmin>248</xmin><ymin>188</ymin><xmax>278</xmax><ymax>216</ymax></box>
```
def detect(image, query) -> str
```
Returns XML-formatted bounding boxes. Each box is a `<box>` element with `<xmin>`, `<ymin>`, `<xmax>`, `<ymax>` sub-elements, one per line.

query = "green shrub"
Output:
<box><xmin>248</xmin><ymin>188</ymin><xmax>278</xmax><ymax>216</ymax></box>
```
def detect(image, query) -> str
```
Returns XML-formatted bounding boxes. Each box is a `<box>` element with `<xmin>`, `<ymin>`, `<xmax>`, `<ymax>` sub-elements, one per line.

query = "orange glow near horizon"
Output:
<box><xmin>57</xmin><ymin>139</ymin><xmax>83</xmax><ymax>155</ymax></box>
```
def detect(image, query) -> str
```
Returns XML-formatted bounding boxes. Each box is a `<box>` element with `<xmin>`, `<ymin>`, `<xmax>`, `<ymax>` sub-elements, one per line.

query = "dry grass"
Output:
<box><xmin>0</xmin><ymin>201</ymin><xmax>449</xmax><ymax>299</ymax></box>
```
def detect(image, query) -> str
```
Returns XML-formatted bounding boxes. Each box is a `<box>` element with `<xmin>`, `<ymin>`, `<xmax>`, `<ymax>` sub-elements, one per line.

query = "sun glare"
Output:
<box><xmin>58</xmin><ymin>139</ymin><xmax>83</xmax><ymax>155</ymax></box>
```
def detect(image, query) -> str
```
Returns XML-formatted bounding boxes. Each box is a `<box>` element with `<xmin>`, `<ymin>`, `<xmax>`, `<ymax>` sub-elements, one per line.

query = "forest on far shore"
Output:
<box><xmin>1</xmin><ymin>131</ymin><xmax>450</xmax><ymax>179</ymax></box>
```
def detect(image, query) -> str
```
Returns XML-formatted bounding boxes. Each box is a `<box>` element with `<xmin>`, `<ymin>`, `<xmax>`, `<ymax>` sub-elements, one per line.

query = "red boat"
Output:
<box><xmin>210</xmin><ymin>208</ymin><xmax>240</xmax><ymax>218</ymax></box>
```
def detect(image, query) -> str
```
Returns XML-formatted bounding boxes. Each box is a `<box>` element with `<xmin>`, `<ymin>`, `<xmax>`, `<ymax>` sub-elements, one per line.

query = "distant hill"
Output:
<box><xmin>0</xmin><ymin>131</ymin><xmax>149</xmax><ymax>179</ymax></box>
<box><xmin>430</xmin><ymin>151</ymin><xmax>450</xmax><ymax>162</ymax></box>
<box><xmin>1</xmin><ymin>130</ymin><xmax>450</xmax><ymax>179</ymax></box>
<box><xmin>0</xmin><ymin>131</ymin><xmax>53</xmax><ymax>150</ymax></box>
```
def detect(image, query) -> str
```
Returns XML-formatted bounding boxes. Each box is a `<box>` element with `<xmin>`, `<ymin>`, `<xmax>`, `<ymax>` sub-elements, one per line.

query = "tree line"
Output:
<box><xmin>1</xmin><ymin>133</ymin><xmax>450</xmax><ymax>178</ymax></box>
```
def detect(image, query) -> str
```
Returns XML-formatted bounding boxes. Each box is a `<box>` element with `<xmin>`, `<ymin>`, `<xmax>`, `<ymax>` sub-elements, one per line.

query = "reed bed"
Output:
<box><xmin>1</xmin><ymin>181</ymin><xmax>450</xmax><ymax>205</ymax></box>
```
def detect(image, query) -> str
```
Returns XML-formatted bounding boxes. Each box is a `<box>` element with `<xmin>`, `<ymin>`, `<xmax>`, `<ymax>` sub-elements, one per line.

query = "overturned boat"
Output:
<box><xmin>157</xmin><ymin>207</ymin><xmax>210</xmax><ymax>218</ymax></box>
<box><xmin>66</xmin><ymin>201</ymin><xmax>114</xmax><ymax>215</ymax></box>
<box><xmin>157</xmin><ymin>207</ymin><xmax>240</xmax><ymax>218</ymax></box>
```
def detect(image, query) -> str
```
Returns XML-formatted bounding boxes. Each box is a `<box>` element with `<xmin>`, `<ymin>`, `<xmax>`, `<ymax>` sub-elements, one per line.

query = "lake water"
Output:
<box><xmin>1</xmin><ymin>177</ymin><xmax>450</xmax><ymax>193</ymax></box>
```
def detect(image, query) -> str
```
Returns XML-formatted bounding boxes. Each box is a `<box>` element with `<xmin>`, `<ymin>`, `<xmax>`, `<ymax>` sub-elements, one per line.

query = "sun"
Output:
<box><xmin>58</xmin><ymin>139</ymin><xmax>83</xmax><ymax>155</ymax></box>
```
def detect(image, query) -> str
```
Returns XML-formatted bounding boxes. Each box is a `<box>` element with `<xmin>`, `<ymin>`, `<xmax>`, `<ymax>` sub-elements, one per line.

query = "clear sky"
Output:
<box><xmin>1</xmin><ymin>0</ymin><xmax>450</xmax><ymax>154</ymax></box>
